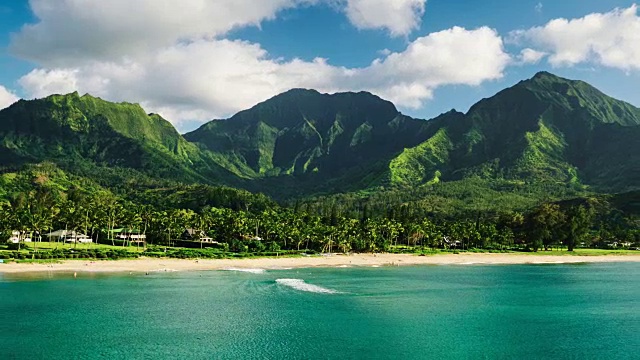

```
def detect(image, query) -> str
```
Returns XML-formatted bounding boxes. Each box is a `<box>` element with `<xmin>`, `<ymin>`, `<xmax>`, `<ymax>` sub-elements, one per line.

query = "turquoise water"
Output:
<box><xmin>2</xmin><ymin>263</ymin><xmax>640</xmax><ymax>359</ymax></box>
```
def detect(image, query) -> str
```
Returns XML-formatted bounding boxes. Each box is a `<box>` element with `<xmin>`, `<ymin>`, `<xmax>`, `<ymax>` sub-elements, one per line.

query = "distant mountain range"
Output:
<box><xmin>1</xmin><ymin>72</ymin><xmax>638</xmax><ymax>206</ymax></box>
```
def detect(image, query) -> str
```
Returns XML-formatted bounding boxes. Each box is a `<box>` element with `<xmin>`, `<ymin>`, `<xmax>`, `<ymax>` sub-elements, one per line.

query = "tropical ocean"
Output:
<box><xmin>1</xmin><ymin>263</ymin><xmax>639</xmax><ymax>359</ymax></box>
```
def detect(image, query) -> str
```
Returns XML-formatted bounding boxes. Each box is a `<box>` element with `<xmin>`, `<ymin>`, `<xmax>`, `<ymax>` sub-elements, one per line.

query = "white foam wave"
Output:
<box><xmin>224</xmin><ymin>268</ymin><xmax>266</xmax><ymax>274</ymax></box>
<box><xmin>150</xmin><ymin>268</ymin><xmax>178</xmax><ymax>272</ymax></box>
<box><xmin>276</xmin><ymin>279</ymin><xmax>340</xmax><ymax>294</ymax></box>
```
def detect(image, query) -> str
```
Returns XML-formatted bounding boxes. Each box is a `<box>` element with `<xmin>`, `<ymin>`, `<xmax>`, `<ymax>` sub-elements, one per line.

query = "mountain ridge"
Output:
<box><xmin>0</xmin><ymin>71</ymin><xmax>638</xmax><ymax>205</ymax></box>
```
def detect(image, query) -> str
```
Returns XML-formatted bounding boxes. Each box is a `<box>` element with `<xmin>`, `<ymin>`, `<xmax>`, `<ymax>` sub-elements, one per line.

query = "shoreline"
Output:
<box><xmin>1</xmin><ymin>253</ymin><xmax>640</xmax><ymax>274</ymax></box>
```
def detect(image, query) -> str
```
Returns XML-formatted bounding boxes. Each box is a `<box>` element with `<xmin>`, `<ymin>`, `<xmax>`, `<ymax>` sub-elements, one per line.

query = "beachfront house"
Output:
<box><xmin>6</xmin><ymin>230</ymin><xmax>32</xmax><ymax>244</ymax></box>
<box><xmin>46</xmin><ymin>230</ymin><xmax>92</xmax><ymax>243</ymax></box>
<box><xmin>182</xmin><ymin>228</ymin><xmax>216</xmax><ymax>243</ymax></box>
<box><xmin>7</xmin><ymin>230</ymin><xmax>20</xmax><ymax>244</ymax></box>
<box><xmin>442</xmin><ymin>236</ymin><xmax>461</xmax><ymax>249</ymax></box>
<box><xmin>110</xmin><ymin>228</ymin><xmax>147</xmax><ymax>245</ymax></box>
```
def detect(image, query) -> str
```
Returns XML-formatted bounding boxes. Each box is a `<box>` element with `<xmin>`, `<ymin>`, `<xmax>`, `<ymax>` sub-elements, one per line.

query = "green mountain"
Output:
<box><xmin>0</xmin><ymin>92</ymin><xmax>235</xmax><ymax>186</ymax></box>
<box><xmin>386</xmin><ymin>71</ymin><xmax>640</xmax><ymax>192</ymax></box>
<box><xmin>0</xmin><ymin>72</ymin><xmax>638</xmax><ymax>209</ymax></box>
<box><xmin>184</xmin><ymin>89</ymin><xmax>435</xmax><ymax>181</ymax></box>
<box><xmin>185</xmin><ymin>72</ymin><xmax>640</xmax><ymax>198</ymax></box>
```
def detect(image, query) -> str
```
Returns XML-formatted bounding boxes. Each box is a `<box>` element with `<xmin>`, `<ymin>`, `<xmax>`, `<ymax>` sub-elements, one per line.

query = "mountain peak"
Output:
<box><xmin>532</xmin><ymin>71</ymin><xmax>559</xmax><ymax>79</ymax></box>
<box><xmin>230</xmin><ymin>88</ymin><xmax>399</xmax><ymax>126</ymax></box>
<box><xmin>280</xmin><ymin>88</ymin><xmax>321</xmax><ymax>96</ymax></box>
<box><xmin>527</xmin><ymin>71</ymin><xmax>575</xmax><ymax>86</ymax></box>
<box><xmin>272</xmin><ymin>88</ymin><xmax>392</xmax><ymax>105</ymax></box>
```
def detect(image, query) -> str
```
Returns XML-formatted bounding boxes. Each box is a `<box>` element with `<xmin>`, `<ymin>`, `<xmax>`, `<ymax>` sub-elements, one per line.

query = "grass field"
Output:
<box><xmin>0</xmin><ymin>241</ymin><xmax>147</xmax><ymax>253</ymax></box>
<box><xmin>1</xmin><ymin>242</ymin><xmax>638</xmax><ymax>259</ymax></box>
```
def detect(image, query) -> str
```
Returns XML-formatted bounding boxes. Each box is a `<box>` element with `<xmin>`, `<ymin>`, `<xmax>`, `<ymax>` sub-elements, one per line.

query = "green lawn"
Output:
<box><xmin>1</xmin><ymin>241</ymin><xmax>147</xmax><ymax>253</ymax></box>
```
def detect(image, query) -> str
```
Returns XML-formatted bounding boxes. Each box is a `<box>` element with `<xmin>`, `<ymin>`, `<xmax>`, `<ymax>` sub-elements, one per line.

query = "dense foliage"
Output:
<box><xmin>0</xmin><ymin>164</ymin><xmax>638</xmax><ymax>258</ymax></box>
<box><xmin>1</xmin><ymin>72</ymin><xmax>639</xmax><ymax>258</ymax></box>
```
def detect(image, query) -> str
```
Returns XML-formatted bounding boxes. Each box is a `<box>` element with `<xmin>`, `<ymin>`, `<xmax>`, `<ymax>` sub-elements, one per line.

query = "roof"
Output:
<box><xmin>109</xmin><ymin>228</ymin><xmax>143</xmax><ymax>234</ymax></box>
<box><xmin>45</xmin><ymin>230</ymin><xmax>86</xmax><ymax>237</ymax></box>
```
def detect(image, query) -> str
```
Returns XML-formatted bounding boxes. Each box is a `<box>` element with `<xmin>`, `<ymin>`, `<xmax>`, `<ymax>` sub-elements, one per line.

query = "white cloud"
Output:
<box><xmin>11</xmin><ymin>0</ymin><xmax>428</xmax><ymax>65</ymax></box>
<box><xmin>18</xmin><ymin>69</ymin><xmax>79</xmax><ymax>98</ymax></box>
<box><xmin>18</xmin><ymin>27</ymin><xmax>509</xmax><ymax>127</ymax></box>
<box><xmin>360</xmin><ymin>26</ymin><xmax>511</xmax><ymax>108</ymax></box>
<box><xmin>11</xmin><ymin>0</ymin><xmax>509</xmax><ymax>128</ymax></box>
<box><xmin>0</xmin><ymin>86</ymin><xmax>19</xmax><ymax>110</ymax></box>
<box><xmin>518</xmin><ymin>48</ymin><xmax>546</xmax><ymax>65</ymax></box>
<box><xmin>512</xmin><ymin>5</ymin><xmax>640</xmax><ymax>71</ymax></box>
<box><xmin>11</xmin><ymin>0</ymin><xmax>317</xmax><ymax>66</ymax></box>
<box><xmin>344</xmin><ymin>0</ymin><xmax>427</xmax><ymax>36</ymax></box>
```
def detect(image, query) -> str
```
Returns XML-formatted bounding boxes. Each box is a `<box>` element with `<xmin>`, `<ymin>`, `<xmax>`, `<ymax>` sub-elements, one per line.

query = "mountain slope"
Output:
<box><xmin>184</xmin><ymin>89</ymin><xmax>435</xmax><ymax>185</ymax></box>
<box><xmin>0</xmin><ymin>72</ymin><xmax>637</xmax><ymax>206</ymax></box>
<box><xmin>0</xmin><ymin>92</ymin><xmax>234</xmax><ymax>185</ymax></box>
<box><xmin>387</xmin><ymin>72</ymin><xmax>640</xmax><ymax>192</ymax></box>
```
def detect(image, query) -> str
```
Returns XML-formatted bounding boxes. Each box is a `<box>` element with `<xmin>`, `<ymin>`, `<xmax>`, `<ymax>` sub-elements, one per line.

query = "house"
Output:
<box><xmin>7</xmin><ymin>231</ymin><xmax>21</xmax><ymax>244</ymax></box>
<box><xmin>606</xmin><ymin>241</ymin><xmax>633</xmax><ymax>249</ymax></box>
<box><xmin>46</xmin><ymin>230</ymin><xmax>91</xmax><ymax>243</ymax></box>
<box><xmin>442</xmin><ymin>236</ymin><xmax>461</xmax><ymax>249</ymax></box>
<box><xmin>182</xmin><ymin>228</ymin><xmax>216</xmax><ymax>243</ymax></box>
<box><xmin>69</xmin><ymin>234</ymin><xmax>92</xmax><ymax>244</ymax></box>
<box><xmin>7</xmin><ymin>230</ymin><xmax>33</xmax><ymax>243</ymax></box>
<box><xmin>110</xmin><ymin>228</ymin><xmax>147</xmax><ymax>244</ymax></box>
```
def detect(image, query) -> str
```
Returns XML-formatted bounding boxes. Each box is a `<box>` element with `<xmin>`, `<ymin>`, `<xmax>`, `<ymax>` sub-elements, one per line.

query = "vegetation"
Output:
<box><xmin>0</xmin><ymin>72</ymin><xmax>639</xmax><ymax>260</ymax></box>
<box><xmin>0</xmin><ymin>162</ymin><xmax>638</xmax><ymax>260</ymax></box>
<box><xmin>185</xmin><ymin>72</ymin><xmax>640</xmax><ymax>199</ymax></box>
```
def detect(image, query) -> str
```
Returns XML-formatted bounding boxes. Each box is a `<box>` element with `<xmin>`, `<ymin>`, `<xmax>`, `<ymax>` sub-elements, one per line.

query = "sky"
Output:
<box><xmin>1</xmin><ymin>0</ymin><xmax>640</xmax><ymax>132</ymax></box>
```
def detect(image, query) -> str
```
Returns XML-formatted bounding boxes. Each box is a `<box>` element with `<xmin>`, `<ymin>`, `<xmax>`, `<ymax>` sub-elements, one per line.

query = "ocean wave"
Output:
<box><xmin>224</xmin><ymin>268</ymin><xmax>266</xmax><ymax>274</ymax></box>
<box><xmin>150</xmin><ymin>268</ymin><xmax>178</xmax><ymax>272</ymax></box>
<box><xmin>275</xmin><ymin>279</ymin><xmax>340</xmax><ymax>294</ymax></box>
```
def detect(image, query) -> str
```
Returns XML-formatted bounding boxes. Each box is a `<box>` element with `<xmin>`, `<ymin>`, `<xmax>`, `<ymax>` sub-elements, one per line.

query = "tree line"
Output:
<box><xmin>2</xmin><ymin>182</ymin><xmax>638</xmax><ymax>253</ymax></box>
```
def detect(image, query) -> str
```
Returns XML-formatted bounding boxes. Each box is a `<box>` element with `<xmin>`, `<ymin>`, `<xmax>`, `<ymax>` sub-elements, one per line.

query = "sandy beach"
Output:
<box><xmin>1</xmin><ymin>253</ymin><xmax>640</xmax><ymax>274</ymax></box>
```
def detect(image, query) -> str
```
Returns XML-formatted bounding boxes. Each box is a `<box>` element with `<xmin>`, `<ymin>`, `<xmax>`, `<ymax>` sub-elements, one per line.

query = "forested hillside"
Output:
<box><xmin>1</xmin><ymin>72</ymin><xmax>639</xmax><ymax>255</ymax></box>
<box><xmin>0</xmin><ymin>72</ymin><xmax>638</xmax><ymax>239</ymax></box>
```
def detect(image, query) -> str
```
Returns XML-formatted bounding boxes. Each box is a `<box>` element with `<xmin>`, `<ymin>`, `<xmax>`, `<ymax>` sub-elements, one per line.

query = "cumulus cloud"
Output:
<box><xmin>512</xmin><ymin>5</ymin><xmax>640</xmax><ymax>71</ymax></box>
<box><xmin>360</xmin><ymin>26</ymin><xmax>511</xmax><ymax>107</ymax></box>
<box><xmin>344</xmin><ymin>0</ymin><xmax>427</xmax><ymax>36</ymax></box>
<box><xmin>0</xmin><ymin>86</ymin><xmax>19</xmax><ymax>110</ymax></box>
<box><xmin>11</xmin><ymin>0</ymin><xmax>510</xmax><ymax>128</ymax></box>
<box><xmin>17</xmin><ymin>40</ymin><xmax>346</xmax><ymax>121</ymax></box>
<box><xmin>11</xmin><ymin>0</ymin><xmax>427</xmax><ymax>66</ymax></box>
<box><xmin>18</xmin><ymin>69</ymin><xmax>79</xmax><ymax>98</ymax></box>
<box><xmin>11</xmin><ymin>0</ymin><xmax>318</xmax><ymax>66</ymax></box>
<box><xmin>518</xmin><ymin>48</ymin><xmax>546</xmax><ymax>65</ymax></box>
<box><xmin>18</xmin><ymin>27</ymin><xmax>509</xmax><ymax>125</ymax></box>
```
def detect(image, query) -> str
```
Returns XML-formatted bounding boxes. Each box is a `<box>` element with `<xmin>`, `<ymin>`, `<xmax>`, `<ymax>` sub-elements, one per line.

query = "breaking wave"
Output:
<box><xmin>275</xmin><ymin>278</ymin><xmax>340</xmax><ymax>294</ymax></box>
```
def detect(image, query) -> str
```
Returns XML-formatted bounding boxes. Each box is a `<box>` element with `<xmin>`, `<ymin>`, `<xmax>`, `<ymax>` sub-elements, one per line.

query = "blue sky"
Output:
<box><xmin>1</xmin><ymin>0</ymin><xmax>639</xmax><ymax>132</ymax></box>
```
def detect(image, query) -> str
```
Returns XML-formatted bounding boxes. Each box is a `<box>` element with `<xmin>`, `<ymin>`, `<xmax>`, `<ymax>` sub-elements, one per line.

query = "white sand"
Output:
<box><xmin>1</xmin><ymin>253</ymin><xmax>639</xmax><ymax>274</ymax></box>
